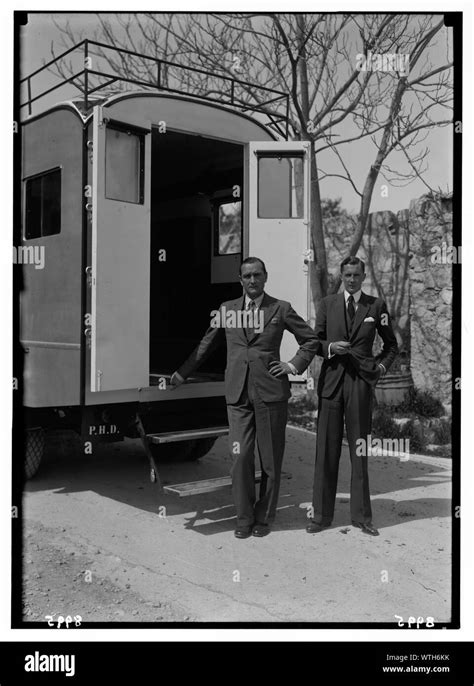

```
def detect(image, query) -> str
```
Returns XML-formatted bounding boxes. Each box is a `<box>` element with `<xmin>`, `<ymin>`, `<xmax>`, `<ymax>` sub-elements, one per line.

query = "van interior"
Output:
<box><xmin>149</xmin><ymin>129</ymin><xmax>244</xmax><ymax>383</ymax></box>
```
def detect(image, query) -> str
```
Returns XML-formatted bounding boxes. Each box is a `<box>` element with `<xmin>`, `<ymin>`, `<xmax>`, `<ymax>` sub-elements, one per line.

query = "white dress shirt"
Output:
<box><xmin>344</xmin><ymin>289</ymin><xmax>361</xmax><ymax>311</ymax></box>
<box><xmin>328</xmin><ymin>290</ymin><xmax>385</xmax><ymax>374</ymax></box>
<box><xmin>328</xmin><ymin>290</ymin><xmax>361</xmax><ymax>359</ymax></box>
<box><xmin>244</xmin><ymin>292</ymin><xmax>296</xmax><ymax>374</ymax></box>
<box><xmin>244</xmin><ymin>293</ymin><xmax>265</xmax><ymax>310</ymax></box>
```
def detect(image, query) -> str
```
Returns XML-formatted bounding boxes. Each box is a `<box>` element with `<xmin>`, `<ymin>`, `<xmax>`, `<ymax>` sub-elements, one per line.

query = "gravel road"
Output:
<box><xmin>21</xmin><ymin>426</ymin><xmax>452</xmax><ymax>625</ymax></box>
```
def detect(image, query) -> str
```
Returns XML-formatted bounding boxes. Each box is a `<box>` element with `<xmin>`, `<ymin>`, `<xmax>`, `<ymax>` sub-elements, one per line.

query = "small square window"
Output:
<box><xmin>24</xmin><ymin>168</ymin><xmax>61</xmax><ymax>240</ymax></box>
<box><xmin>105</xmin><ymin>126</ymin><xmax>143</xmax><ymax>204</ymax></box>
<box><xmin>215</xmin><ymin>200</ymin><xmax>242</xmax><ymax>255</ymax></box>
<box><xmin>257</xmin><ymin>154</ymin><xmax>304</xmax><ymax>218</ymax></box>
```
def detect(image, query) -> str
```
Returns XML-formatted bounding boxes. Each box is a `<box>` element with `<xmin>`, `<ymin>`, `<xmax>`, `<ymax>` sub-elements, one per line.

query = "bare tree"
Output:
<box><xmin>46</xmin><ymin>12</ymin><xmax>453</xmax><ymax>305</ymax></box>
<box><xmin>315</xmin><ymin>17</ymin><xmax>453</xmax><ymax>293</ymax></box>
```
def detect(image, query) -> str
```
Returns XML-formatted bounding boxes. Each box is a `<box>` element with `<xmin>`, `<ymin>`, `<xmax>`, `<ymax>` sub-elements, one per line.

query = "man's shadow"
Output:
<box><xmin>23</xmin><ymin>431</ymin><xmax>451</xmax><ymax>536</ymax></box>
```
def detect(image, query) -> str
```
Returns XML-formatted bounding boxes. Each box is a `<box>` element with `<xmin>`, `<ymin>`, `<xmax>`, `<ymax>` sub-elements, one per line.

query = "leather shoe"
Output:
<box><xmin>306</xmin><ymin>520</ymin><xmax>331</xmax><ymax>533</ymax></box>
<box><xmin>252</xmin><ymin>523</ymin><xmax>270</xmax><ymax>537</ymax></box>
<box><xmin>352</xmin><ymin>521</ymin><xmax>379</xmax><ymax>536</ymax></box>
<box><xmin>234</xmin><ymin>525</ymin><xmax>253</xmax><ymax>539</ymax></box>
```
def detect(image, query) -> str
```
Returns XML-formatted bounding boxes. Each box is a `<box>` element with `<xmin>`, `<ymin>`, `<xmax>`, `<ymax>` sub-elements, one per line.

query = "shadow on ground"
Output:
<box><xmin>22</xmin><ymin>430</ymin><xmax>452</xmax><ymax>537</ymax></box>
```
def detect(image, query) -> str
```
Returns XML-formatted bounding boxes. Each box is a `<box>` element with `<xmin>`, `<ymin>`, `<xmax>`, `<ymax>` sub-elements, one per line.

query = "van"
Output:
<box><xmin>18</xmin><ymin>40</ymin><xmax>312</xmax><ymax>484</ymax></box>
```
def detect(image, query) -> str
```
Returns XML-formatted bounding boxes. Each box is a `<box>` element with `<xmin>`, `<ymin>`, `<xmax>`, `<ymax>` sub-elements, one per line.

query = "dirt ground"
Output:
<box><xmin>20</xmin><ymin>426</ymin><xmax>452</xmax><ymax>625</ymax></box>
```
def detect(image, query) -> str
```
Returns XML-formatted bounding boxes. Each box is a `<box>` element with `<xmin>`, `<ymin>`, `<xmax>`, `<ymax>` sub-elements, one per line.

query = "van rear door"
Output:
<box><xmin>246</xmin><ymin>141</ymin><xmax>311</xmax><ymax>380</ymax></box>
<box><xmin>90</xmin><ymin>106</ymin><xmax>151</xmax><ymax>392</ymax></box>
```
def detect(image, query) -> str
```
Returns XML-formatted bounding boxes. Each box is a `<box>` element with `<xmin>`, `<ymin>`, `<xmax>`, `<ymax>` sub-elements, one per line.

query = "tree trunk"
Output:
<box><xmin>294</xmin><ymin>15</ymin><xmax>327</xmax><ymax>402</ymax></box>
<box><xmin>329</xmin><ymin>77</ymin><xmax>409</xmax><ymax>295</ymax></box>
<box><xmin>295</xmin><ymin>15</ymin><xmax>327</xmax><ymax>312</ymax></box>
<box><xmin>310</xmin><ymin>140</ymin><xmax>327</xmax><ymax>307</ymax></box>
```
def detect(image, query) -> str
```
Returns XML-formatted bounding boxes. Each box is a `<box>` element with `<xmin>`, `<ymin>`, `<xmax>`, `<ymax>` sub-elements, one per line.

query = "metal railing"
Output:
<box><xmin>20</xmin><ymin>39</ymin><xmax>290</xmax><ymax>138</ymax></box>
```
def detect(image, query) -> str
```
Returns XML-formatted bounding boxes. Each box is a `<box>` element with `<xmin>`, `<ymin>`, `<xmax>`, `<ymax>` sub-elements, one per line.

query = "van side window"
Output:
<box><xmin>257</xmin><ymin>154</ymin><xmax>304</xmax><ymax>219</ymax></box>
<box><xmin>214</xmin><ymin>200</ymin><xmax>242</xmax><ymax>255</ymax></box>
<box><xmin>105</xmin><ymin>126</ymin><xmax>144</xmax><ymax>204</ymax></box>
<box><xmin>24</xmin><ymin>168</ymin><xmax>61</xmax><ymax>239</ymax></box>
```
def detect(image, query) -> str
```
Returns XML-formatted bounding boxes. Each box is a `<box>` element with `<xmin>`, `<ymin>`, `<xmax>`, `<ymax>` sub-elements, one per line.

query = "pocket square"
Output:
<box><xmin>270</xmin><ymin>317</ymin><xmax>280</xmax><ymax>324</ymax></box>
<box><xmin>364</xmin><ymin>316</ymin><xmax>375</xmax><ymax>322</ymax></box>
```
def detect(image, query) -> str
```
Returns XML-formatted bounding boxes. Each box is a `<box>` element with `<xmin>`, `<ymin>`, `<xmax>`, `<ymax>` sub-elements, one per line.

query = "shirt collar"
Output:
<box><xmin>244</xmin><ymin>292</ymin><xmax>265</xmax><ymax>309</ymax></box>
<box><xmin>344</xmin><ymin>289</ymin><xmax>362</xmax><ymax>304</ymax></box>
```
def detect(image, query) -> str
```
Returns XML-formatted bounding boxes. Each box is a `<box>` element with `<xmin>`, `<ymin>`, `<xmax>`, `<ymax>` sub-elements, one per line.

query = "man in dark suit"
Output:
<box><xmin>171</xmin><ymin>257</ymin><xmax>319</xmax><ymax>538</ymax></box>
<box><xmin>307</xmin><ymin>256</ymin><xmax>398</xmax><ymax>536</ymax></box>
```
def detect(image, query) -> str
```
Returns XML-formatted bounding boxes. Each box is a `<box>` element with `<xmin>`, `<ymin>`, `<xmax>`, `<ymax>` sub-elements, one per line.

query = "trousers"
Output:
<box><xmin>227</xmin><ymin>380</ymin><xmax>287</xmax><ymax>527</ymax></box>
<box><xmin>312</xmin><ymin>369</ymin><xmax>373</xmax><ymax>525</ymax></box>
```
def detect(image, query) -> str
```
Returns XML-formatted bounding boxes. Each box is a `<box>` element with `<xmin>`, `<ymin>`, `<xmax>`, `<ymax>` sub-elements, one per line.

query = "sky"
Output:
<box><xmin>19</xmin><ymin>11</ymin><xmax>454</xmax><ymax>215</ymax></box>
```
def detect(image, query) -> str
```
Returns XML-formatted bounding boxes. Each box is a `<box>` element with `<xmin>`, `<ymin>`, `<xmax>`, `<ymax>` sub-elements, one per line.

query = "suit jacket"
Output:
<box><xmin>316</xmin><ymin>291</ymin><xmax>398</xmax><ymax>397</ymax></box>
<box><xmin>178</xmin><ymin>293</ymin><xmax>319</xmax><ymax>404</ymax></box>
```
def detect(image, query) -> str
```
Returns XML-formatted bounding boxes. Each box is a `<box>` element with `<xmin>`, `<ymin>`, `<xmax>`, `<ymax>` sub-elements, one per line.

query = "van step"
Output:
<box><xmin>149</xmin><ymin>373</ymin><xmax>224</xmax><ymax>385</ymax></box>
<box><xmin>163</xmin><ymin>470</ymin><xmax>290</xmax><ymax>496</ymax></box>
<box><xmin>147</xmin><ymin>426</ymin><xmax>229</xmax><ymax>444</ymax></box>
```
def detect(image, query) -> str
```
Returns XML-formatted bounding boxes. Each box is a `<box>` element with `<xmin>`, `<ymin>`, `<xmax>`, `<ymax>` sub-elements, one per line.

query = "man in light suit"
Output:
<box><xmin>171</xmin><ymin>257</ymin><xmax>319</xmax><ymax>538</ymax></box>
<box><xmin>307</xmin><ymin>256</ymin><xmax>398</xmax><ymax>536</ymax></box>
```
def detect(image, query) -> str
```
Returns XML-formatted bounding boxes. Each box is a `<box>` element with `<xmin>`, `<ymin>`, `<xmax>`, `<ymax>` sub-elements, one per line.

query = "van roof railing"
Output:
<box><xmin>20</xmin><ymin>38</ymin><xmax>290</xmax><ymax>139</ymax></box>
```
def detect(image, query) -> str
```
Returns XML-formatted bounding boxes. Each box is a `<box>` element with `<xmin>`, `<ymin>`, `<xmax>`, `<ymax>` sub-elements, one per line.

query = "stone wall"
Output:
<box><xmin>317</xmin><ymin>193</ymin><xmax>452</xmax><ymax>403</ymax></box>
<box><xmin>407</xmin><ymin>195</ymin><xmax>453</xmax><ymax>402</ymax></box>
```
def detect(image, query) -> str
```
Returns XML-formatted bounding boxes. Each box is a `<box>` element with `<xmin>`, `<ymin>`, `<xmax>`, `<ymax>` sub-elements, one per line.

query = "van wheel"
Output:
<box><xmin>149</xmin><ymin>440</ymin><xmax>196</xmax><ymax>462</ymax></box>
<box><xmin>189</xmin><ymin>437</ymin><xmax>218</xmax><ymax>460</ymax></box>
<box><xmin>24</xmin><ymin>428</ymin><xmax>45</xmax><ymax>479</ymax></box>
<box><xmin>149</xmin><ymin>437</ymin><xmax>218</xmax><ymax>462</ymax></box>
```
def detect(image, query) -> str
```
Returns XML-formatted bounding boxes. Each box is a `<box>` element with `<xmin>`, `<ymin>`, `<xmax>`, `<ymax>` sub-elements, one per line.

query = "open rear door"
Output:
<box><xmin>246</xmin><ymin>141</ymin><xmax>311</xmax><ymax>380</ymax></box>
<box><xmin>90</xmin><ymin>105</ymin><xmax>151</xmax><ymax>392</ymax></box>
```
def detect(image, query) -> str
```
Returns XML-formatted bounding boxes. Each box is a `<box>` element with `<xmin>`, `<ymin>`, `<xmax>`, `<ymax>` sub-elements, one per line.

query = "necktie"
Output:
<box><xmin>347</xmin><ymin>295</ymin><xmax>355</xmax><ymax>328</ymax></box>
<box><xmin>246</xmin><ymin>300</ymin><xmax>256</xmax><ymax>338</ymax></box>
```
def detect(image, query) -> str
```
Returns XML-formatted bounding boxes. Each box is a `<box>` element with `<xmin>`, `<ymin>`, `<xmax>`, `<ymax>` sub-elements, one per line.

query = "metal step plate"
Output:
<box><xmin>147</xmin><ymin>426</ymin><xmax>229</xmax><ymax>444</ymax></box>
<box><xmin>163</xmin><ymin>470</ymin><xmax>290</xmax><ymax>496</ymax></box>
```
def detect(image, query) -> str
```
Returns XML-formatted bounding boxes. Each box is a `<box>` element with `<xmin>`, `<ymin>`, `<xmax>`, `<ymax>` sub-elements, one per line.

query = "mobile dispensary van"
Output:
<box><xmin>18</xmin><ymin>40</ymin><xmax>311</xmax><ymax>485</ymax></box>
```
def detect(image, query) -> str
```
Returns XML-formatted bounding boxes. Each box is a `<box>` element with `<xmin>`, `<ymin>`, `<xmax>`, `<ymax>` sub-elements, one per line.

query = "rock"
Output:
<box><xmin>440</xmin><ymin>288</ymin><xmax>452</xmax><ymax>305</ymax></box>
